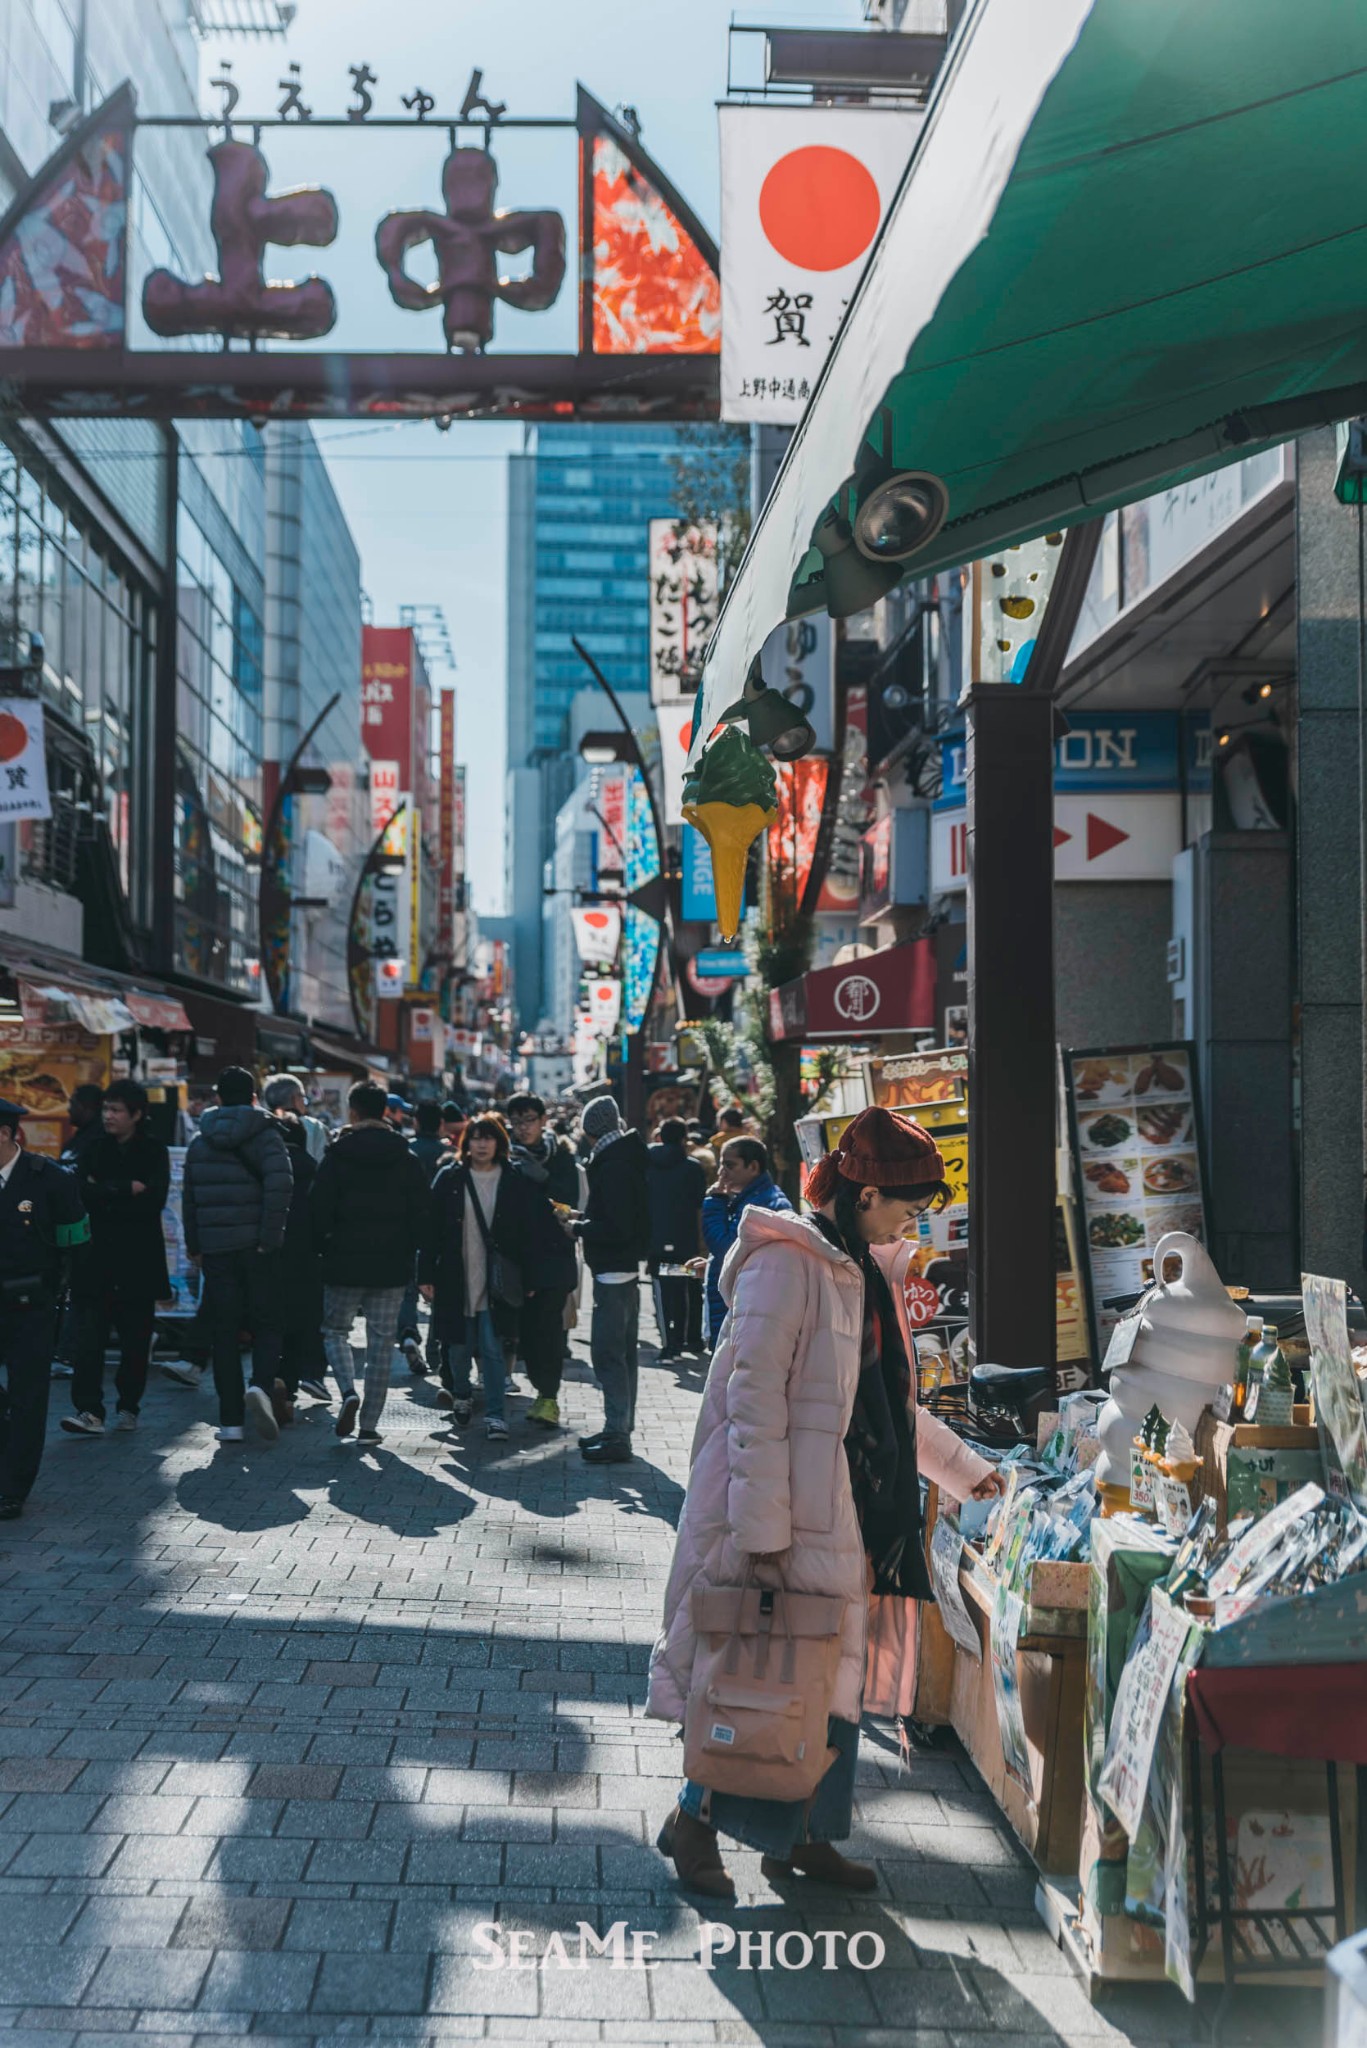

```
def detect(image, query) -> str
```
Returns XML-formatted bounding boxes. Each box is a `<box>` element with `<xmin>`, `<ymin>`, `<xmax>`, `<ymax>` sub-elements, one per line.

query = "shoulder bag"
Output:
<box><xmin>464</xmin><ymin>1167</ymin><xmax>524</xmax><ymax>1311</ymax></box>
<box><xmin>684</xmin><ymin>1570</ymin><xmax>844</xmax><ymax>1802</ymax></box>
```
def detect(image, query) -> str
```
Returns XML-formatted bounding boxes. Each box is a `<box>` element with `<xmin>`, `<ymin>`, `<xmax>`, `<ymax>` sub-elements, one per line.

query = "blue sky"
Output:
<box><xmin>200</xmin><ymin>0</ymin><xmax>863</xmax><ymax>912</ymax></box>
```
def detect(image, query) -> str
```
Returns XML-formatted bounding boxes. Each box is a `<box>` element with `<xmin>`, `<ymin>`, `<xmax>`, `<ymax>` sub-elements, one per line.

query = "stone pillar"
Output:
<box><xmin>1295</xmin><ymin>427</ymin><xmax>1366</xmax><ymax>1292</ymax></box>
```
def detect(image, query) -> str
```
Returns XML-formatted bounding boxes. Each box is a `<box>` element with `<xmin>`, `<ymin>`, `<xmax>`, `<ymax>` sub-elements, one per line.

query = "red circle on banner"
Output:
<box><xmin>903</xmin><ymin>1275</ymin><xmax>941</xmax><ymax>1328</ymax></box>
<box><xmin>677</xmin><ymin>719</ymin><xmax>693</xmax><ymax>752</ymax></box>
<box><xmin>583</xmin><ymin>911</ymin><xmax>609</xmax><ymax>930</ymax></box>
<box><xmin>759</xmin><ymin>146</ymin><xmax>881</xmax><ymax>272</ymax></box>
<box><xmin>0</xmin><ymin>713</ymin><xmax>27</xmax><ymax>763</ymax></box>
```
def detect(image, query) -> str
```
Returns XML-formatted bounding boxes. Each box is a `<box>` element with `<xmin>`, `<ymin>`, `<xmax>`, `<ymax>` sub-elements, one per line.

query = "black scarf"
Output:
<box><xmin>816</xmin><ymin>1214</ymin><xmax>934</xmax><ymax>1602</ymax></box>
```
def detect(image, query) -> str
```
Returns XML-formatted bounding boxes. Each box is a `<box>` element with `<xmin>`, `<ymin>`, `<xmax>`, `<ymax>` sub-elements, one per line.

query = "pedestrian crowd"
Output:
<box><xmin>0</xmin><ymin>1067</ymin><xmax>783</xmax><ymax>1516</ymax></box>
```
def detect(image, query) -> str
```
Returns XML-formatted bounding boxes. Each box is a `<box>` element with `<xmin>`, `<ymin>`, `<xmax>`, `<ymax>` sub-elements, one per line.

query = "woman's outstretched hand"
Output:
<box><xmin>969</xmin><ymin>1469</ymin><xmax>1009</xmax><ymax>1500</ymax></box>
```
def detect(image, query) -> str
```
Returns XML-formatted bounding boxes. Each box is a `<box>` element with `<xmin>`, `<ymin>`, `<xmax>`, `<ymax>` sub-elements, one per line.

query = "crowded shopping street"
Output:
<box><xmin>3</xmin><ymin>0</ymin><xmax>1367</xmax><ymax>2037</ymax></box>
<box><xmin>0</xmin><ymin>1278</ymin><xmax>1316</xmax><ymax>2045</ymax></box>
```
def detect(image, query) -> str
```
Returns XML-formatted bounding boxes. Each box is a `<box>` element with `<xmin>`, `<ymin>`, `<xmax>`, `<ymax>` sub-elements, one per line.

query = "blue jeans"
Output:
<box><xmin>449</xmin><ymin>1308</ymin><xmax>505</xmax><ymax>1422</ymax></box>
<box><xmin>679</xmin><ymin>1716</ymin><xmax>859</xmax><ymax>1856</ymax></box>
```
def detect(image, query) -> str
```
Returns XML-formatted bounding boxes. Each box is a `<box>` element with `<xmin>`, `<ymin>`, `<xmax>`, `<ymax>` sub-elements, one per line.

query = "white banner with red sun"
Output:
<box><xmin>0</xmin><ymin>701</ymin><xmax>51</xmax><ymax>822</ymax></box>
<box><xmin>718</xmin><ymin>104</ymin><xmax>924</xmax><ymax>427</ymax></box>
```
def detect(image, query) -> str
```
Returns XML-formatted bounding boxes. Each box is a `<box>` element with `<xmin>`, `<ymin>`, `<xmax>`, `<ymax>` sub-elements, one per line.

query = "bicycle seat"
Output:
<box><xmin>969</xmin><ymin>1362</ymin><xmax>1053</xmax><ymax>1409</ymax></box>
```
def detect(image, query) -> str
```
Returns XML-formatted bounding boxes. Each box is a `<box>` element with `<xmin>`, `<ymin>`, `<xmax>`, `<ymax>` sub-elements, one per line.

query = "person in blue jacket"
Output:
<box><xmin>700</xmin><ymin>1136</ymin><xmax>792</xmax><ymax>1346</ymax></box>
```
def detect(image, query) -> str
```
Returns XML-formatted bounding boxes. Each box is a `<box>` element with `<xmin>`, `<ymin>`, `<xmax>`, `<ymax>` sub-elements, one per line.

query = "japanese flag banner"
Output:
<box><xmin>585</xmin><ymin>977</ymin><xmax>622</xmax><ymax>1035</ymax></box>
<box><xmin>570</xmin><ymin>906</ymin><xmax>621</xmax><ymax>967</ymax></box>
<box><xmin>719</xmin><ymin>105</ymin><xmax>925</xmax><ymax>427</ymax></box>
<box><xmin>0</xmin><ymin>701</ymin><xmax>51</xmax><ymax>822</ymax></box>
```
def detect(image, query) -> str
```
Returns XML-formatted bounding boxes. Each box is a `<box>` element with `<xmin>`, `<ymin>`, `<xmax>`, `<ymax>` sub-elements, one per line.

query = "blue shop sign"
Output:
<box><xmin>682</xmin><ymin>821</ymin><xmax>740</xmax><ymax>924</ymax></box>
<box><xmin>694</xmin><ymin>948</ymin><xmax>749</xmax><ymax>982</ymax></box>
<box><xmin>937</xmin><ymin>712</ymin><xmax>1211</xmax><ymax>811</ymax></box>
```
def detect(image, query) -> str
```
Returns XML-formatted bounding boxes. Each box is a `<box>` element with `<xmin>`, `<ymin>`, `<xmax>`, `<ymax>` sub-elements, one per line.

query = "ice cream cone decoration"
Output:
<box><xmin>682</xmin><ymin>726</ymin><xmax>778</xmax><ymax>943</ymax></box>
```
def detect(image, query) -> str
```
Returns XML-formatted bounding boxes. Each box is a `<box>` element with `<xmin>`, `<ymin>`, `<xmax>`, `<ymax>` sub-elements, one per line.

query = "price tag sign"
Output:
<box><xmin>1104</xmin><ymin>1311</ymin><xmax>1144</xmax><ymax>1373</ymax></box>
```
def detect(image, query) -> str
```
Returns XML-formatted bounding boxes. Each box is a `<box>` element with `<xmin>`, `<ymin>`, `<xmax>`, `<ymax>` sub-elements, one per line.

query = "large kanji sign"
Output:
<box><xmin>0</xmin><ymin>78</ymin><xmax>719</xmax><ymax>422</ymax></box>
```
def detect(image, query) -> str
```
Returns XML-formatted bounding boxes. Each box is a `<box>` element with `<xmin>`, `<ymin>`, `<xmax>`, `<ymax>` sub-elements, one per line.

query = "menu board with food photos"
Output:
<box><xmin>1064</xmin><ymin>1042</ymin><xmax>1211</xmax><ymax>1356</ymax></box>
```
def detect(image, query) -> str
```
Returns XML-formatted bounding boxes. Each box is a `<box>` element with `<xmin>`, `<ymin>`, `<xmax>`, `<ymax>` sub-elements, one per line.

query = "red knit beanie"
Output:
<box><xmin>807</xmin><ymin>1105</ymin><xmax>945</xmax><ymax>1205</ymax></box>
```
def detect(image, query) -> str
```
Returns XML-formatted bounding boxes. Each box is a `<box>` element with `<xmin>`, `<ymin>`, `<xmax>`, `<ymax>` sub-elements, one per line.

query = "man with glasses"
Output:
<box><xmin>504</xmin><ymin>1093</ymin><xmax>579</xmax><ymax>1429</ymax></box>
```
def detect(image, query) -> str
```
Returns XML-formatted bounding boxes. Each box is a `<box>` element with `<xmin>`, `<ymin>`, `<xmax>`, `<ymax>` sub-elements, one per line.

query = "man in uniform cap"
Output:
<box><xmin>0</xmin><ymin>1099</ymin><xmax>89</xmax><ymax>1517</ymax></box>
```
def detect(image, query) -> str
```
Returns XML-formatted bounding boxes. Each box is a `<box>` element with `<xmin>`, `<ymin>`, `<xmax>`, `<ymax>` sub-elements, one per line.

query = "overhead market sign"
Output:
<box><xmin>0</xmin><ymin>78</ymin><xmax>720</xmax><ymax>422</ymax></box>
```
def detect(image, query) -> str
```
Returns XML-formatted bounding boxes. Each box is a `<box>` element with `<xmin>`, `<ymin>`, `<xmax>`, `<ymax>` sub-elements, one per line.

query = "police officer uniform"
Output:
<box><xmin>0</xmin><ymin>1103</ymin><xmax>89</xmax><ymax>1517</ymax></box>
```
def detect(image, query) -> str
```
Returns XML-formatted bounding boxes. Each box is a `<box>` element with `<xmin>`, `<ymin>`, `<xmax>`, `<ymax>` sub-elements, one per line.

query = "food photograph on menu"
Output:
<box><xmin>1066</xmin><ymin>1043</ymin><xmax>1211</xmax><ymax>1349</ymax></box>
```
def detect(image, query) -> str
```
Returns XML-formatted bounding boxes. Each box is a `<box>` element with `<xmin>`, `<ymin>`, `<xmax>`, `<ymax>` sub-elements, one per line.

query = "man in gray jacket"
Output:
<box><xmin>183</xmin><ymin>1067</ymin><xmax>293</xmax><ymax>1445</ymax></box>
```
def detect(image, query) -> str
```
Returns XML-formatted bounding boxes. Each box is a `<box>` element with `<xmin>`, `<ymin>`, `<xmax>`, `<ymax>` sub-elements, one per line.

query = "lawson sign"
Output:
<box><xmin>936</xmin><ymin>711</ymin><xmax>1212</xmax><ymax>811</ymax></box>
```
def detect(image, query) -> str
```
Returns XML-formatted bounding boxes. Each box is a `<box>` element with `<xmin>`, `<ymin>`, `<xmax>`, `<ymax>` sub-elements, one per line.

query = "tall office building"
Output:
<box><xmin>263</xmin><ymin>423</ymin><xmax>366</xmax><ymax>1035</ymax></box>
<box><xmin>505</xmin><ymin>420</ymin><xmax>745</xmax><ymax>1028</ymax></box>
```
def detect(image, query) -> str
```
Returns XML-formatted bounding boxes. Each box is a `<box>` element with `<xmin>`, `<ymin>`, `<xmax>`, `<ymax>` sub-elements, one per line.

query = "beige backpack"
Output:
<box><xmin>684</xmin><ymin>1579</ymin><xmax>845</xmax><ymax>1801</ymax></box>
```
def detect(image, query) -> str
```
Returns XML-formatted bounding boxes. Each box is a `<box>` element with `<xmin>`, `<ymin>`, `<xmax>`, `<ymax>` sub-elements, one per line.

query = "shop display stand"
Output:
<box><xmin>1188</xmin><ymin>1727</ymin><xmax>1347</xmax><ymax>1982</ymax></box>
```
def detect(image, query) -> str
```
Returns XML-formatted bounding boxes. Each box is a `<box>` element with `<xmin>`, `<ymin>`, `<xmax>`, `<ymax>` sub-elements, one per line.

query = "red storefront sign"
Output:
<box><xmin>361</xmin><ymin>625</ymin><xmax>413</xmax><ymax>767</ymax></box>
<box><xmin>769</xmin><ymin>937</ymin><xmax>935</xmax><ymax>1042</ymax></box>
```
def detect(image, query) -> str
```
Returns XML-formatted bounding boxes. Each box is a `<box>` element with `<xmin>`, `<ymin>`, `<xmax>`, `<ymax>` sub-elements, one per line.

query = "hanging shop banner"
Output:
<box><xmin>649</xmin><ymin>520</ymin><xmax>719</xmax><ymax>704</ymax></box>
<box><xmin>759</xmin><ymin>613</ymin><xmax>835</xmax><ymax>755</ymax></box>
<box><xmin>767</xmin><ymin>756</ymin><xmax>830</xmax><ymax>912</ymax></box>
<box><xmin>719</xmin><ymin>104</ymin><xmax>924</xmax><ymax>426</ymax></box>
<box><xmin>585</xmin><ymin>977</ymin><xmax>622</xmax><ymax>1035</ymax></box>
<box><xmin>369</xmin><ymin>758</ymin><xmax>401</xmax><ymax>835</ymax></box>
<box><xmin>0</xmin><ymin>701</ymin><xmax>51</xmax><ymax>823</ymax></box>
<box><xmin>361</xmin><ymin>627</ymin><xmax>413</xmax><ymax>764</ymax></box>
<box><xmin>815</xmin><ymin>682</ymin><xmax>871</xmax><ymax>914</ymax></box>
<box><xmin>596</xmin><ymin>767</ymin><xmax>628</xmax><ymax>878</ymax></box>
<box><xmin>625</xmin><ymin>767</ymin><xmax>659</xmax><ymax>893</ymax></box>
<box><xmin>438</xmin><ymin>689</ymin><xmax>456</xmax><ymax>959</ymax></box>
<box><xmin>570</xmin><ymin>905</ymin><xmax>621</xmax><ymax>966</ymax></box>
<box><xmin>622</xmin><ymin>905</ymin><xmax>659</xmax><ymax>1035</ymax></box>
<box><xmin>1064</xmin><ymin>1041</ymin><xmax>1213</xmax><ymax>1356</ymax></box>
<box><xmin>657</xmin><ymin>703</ymin><xmax>694</xmax><ymax>827</ymax></box>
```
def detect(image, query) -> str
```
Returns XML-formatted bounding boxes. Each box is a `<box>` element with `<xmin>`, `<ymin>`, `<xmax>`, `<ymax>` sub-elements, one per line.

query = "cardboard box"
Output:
<box><xmin>1194</xmin><ymin>1409</ymin><xmax>1323</xmax><ymax>1532</ymax></box>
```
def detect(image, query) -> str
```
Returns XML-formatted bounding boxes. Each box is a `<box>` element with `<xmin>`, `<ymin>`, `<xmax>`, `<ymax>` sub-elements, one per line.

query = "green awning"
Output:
<box><xmin>696</xmin><ymin>0</ymin><xmax>1367</xmax><ymax>748</ymax></box>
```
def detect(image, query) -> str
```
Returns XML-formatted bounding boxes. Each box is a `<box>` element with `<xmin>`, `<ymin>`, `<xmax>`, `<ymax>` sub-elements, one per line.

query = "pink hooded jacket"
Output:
<box><xmin>646</xmin><ymin>1204</ymin><xmax>991</xmax><ymax>1727</ymax></box>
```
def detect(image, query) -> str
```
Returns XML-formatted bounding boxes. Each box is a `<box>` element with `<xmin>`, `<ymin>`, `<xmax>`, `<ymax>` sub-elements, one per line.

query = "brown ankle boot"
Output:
<box><xmin>761</xmin><ymin>1840</ymin><xmax>877</xmax><ymax>1891</ymax></box>
<box><xmin>658</xmin><ymin>1805</ymin><xmax>736</xmax><ymax>1899</ymax></box>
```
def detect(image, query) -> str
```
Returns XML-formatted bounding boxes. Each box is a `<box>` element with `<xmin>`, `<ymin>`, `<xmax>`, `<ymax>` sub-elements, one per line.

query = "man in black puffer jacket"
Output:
<box><xmin>646</xmin><ymin>1117</ymin><xmax>707</xmax><ymax>1361</ymax></box>
<box><xmin>573</xmin><ymin>1095</ymin><xmax>650</xmax><ymax>1466</ymax></box>
<box><xmin>311</xmin><ymin>1081</ymin><xmax>431</xmax><ymax>1445</ymax></box>
<box><xmin>182</xmin><ymin>1067</ymin><xmax>294</xmax><ymax>1445</ymax></box>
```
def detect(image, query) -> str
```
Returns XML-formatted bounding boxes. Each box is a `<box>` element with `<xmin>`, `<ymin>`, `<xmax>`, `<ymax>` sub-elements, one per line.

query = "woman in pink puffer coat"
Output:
<box><xmin>647</xmin><ymin>1106</ymin><xmax>1004</xmax><ymax>1899</ymax></box>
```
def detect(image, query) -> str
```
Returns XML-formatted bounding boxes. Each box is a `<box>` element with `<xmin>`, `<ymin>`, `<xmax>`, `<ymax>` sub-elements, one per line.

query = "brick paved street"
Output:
<box><xmin>0</xmin><ymin>1305</ymin><xmax>1316</xmax><ymax>2047</ymax></box>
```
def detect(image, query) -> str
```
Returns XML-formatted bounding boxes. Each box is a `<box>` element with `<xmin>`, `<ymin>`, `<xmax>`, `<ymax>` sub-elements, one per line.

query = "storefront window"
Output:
<box><xmin>0</xmin><ymin>438</ymin><xmax>156</xmax><ymax>931</ymax></box>
<box><xmin>174</xmin><ymin>507</ymin><xmax>263</xmax><ymax>991</ymax></box>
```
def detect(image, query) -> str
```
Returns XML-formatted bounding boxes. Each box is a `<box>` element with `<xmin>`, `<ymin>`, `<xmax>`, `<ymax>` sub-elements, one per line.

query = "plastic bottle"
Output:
<box><xmin>1234</xmin><ymin>1316</ymin><xmax>1262</xmax><ymax>1418</ymax></box>
<box><xmin>1244</xmin><ymin>1322</ymin><xmax>1281</xmax><ymax>1419</ymax></box>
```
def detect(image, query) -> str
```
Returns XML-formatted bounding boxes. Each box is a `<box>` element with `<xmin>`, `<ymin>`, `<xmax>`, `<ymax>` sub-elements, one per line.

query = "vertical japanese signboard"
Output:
<box><xmin>438</xmin><ymin>689</ymin><xmax>456</xmax><ymax>962</ymax></box>
<box><xmin>719</xmin><ymin>105</ymin><xmax>923</xmax><ymax>426</ymax></box>
<box><xmin>361</xmin><ymin>626</ymin><xmax>413</xmax><ymax>767</ymax></box>
<box><xmin>816</xmin><ymin>683</ymin><xmax>871</xmax><ymax>914</ymax></box>
<box><xmin>648</xmin><ymin>520</ymin><xmax>718</xmax><ymax>705</ymax></box>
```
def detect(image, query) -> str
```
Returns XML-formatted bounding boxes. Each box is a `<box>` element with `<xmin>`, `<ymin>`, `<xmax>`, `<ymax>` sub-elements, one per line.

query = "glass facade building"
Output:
<box><xmin>505</xmin><ymin>421</ymin><xmax>746</xmax><ymax>1026</ymax></box>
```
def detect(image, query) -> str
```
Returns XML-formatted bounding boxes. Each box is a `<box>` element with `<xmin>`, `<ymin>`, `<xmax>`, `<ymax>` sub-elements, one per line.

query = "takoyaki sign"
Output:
<box><xmin>0</xmin><ymin>75</ymin><xmax>720</xmax><ymax>422</ymax></box>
